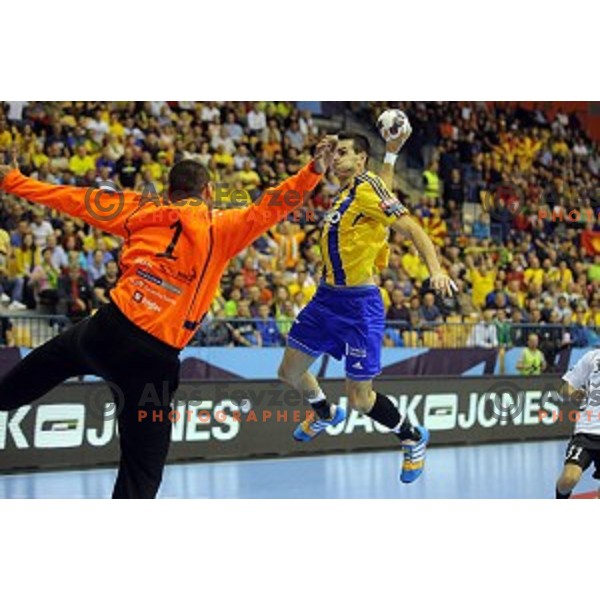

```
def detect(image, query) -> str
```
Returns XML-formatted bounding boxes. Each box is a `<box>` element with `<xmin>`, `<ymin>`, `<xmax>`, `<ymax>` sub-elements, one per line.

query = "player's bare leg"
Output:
<box><xmin>278</xmin><ymin>346</ymin><xmax>322</xmax><ymax>406</ymax></box>
<box><xmin>278</xmin><ymin>347</ymin><xmax>345</xmax><ymax>440</ymax></box>
<box><xmin>556</xmin><ymin>464</ymin><xmax>583</xmax><ymax>499</ymax></box>
<box><xmin>345</xmin><ymin>379</ymin><xmax>376</xmax><ymax>412</ymax></box>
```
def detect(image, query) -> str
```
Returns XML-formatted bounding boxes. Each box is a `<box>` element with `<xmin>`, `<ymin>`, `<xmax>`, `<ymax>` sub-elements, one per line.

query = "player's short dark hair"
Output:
<box><xmin>337</xmin><ymin>131</ymin><xmax>370</xmax><ymax>157</ymax></box>
<box><xmin>168</xmin><ymin>160</ymin><xmax>209</xmax><ymax>201</ymax></box>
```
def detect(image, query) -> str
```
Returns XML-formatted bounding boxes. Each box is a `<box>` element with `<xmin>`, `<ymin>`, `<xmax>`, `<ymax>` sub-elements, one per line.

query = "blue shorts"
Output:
<box><xmin>288</xmin><ymin>283</ymin><xmax>384</xmax><ymax>381</ymax></box>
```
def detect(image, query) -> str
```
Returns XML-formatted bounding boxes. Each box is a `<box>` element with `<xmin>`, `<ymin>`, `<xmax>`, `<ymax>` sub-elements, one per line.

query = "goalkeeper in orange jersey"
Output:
<box><xmin>0</xmin><ymin>137</ymin><xmax>336</xmax><ymax>498</ymax></box>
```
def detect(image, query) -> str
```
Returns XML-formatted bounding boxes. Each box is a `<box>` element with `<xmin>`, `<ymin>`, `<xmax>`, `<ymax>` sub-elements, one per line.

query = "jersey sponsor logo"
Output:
<box><xmin>144</xmin><ymin>298</ymin><xmax>161</xmax><ymax>313</ymax></box>
<box><xmin>357</xmin><ymin>173</ymin><xmax>406</xmax><ymax>218</ymax></box>
<box><xmin>578</xmin><ymin>389</ymin><xmax>600</xmax><ymax>408</ymax></box>
<box><xmin>346</xmin><ymin>346</ymin><xmax>367</xmax><ymax>358</ymax></box>
<box><xmin>158</xmin><ymin>263</ymin><xmax>197</xmax><ymax>285</ymax></box>
<box><xmin>131</xmin><ymin>290</ymin><xmax>161</xmax><ymax>313</ymax></box>
<box><xmin>323</xmin><ymin>209</ymin><xmax>342</xmax><ymax>225</ymax></box>
<box><xmin>136</xmin><ymin>268</ymin><xmax>182</xmax><ymax>295</ymax></box>
<box><xmin>136</xmin><ymin>268</ymin><xmax>162</xmax><ymax>286</ymax></box>
<box><xmin>379</xmin><ymin>197</ymin><xmax>406</xmax><ymax>218</ymax></box>
<box><xmin>132</xmin><ymin>279</ymin><xmax>176</xmax><ymax>305</ymax></box>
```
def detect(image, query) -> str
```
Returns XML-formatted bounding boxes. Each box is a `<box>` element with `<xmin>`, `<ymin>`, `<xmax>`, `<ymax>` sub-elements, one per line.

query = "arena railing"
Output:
<box><xmin>2</xmin><ymin>315</ymin><xmax>595</xmax><ymax>350</ymax></box>
<box><xmin>0</xmin><ymin>313</ymin><xmax>72</xmax><ymax>348</ymax></box>
<box><xmin>188</xmin><ymin>319</ymin><xmax>599</xmax><ymax>349</ymax></box>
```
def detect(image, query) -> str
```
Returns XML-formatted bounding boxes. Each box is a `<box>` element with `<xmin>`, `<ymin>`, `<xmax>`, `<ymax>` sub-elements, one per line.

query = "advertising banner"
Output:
<box><xmin>0</xmin><ymin>376</ymin><xmax>575</xmax><ymax>473</ymax></box>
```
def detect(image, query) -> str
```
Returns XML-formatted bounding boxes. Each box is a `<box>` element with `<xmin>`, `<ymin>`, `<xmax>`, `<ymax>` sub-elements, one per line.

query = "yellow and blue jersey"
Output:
<box><xmin>320</xmin><ymin>171</ymin><xmax>408</xmax><ymax>286</ymax></box>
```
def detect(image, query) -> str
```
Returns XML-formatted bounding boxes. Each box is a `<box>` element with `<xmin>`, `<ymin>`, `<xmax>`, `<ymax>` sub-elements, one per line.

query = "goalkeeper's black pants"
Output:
<box><xmin>0</xmin><ymin>301</ymin><xmax>180</xmax><ymax>499</ymax></box>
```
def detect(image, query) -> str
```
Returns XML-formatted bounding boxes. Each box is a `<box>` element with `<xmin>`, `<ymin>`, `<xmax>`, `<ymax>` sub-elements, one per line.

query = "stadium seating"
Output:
<box><xmin>1</xmin><ymin>101</ymin><xmax>598</xmax><ymax>364</ymax></box>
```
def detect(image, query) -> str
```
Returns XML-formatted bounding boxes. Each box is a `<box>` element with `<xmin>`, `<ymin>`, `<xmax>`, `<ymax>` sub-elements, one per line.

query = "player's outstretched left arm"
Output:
<box><xmin>0</xmin><ymin>160</ymin><xmax>141</xmax><ymax>237</ymax></box>
<box><xmin>391</xmin><ymin>215</ymin><xmax>456</xmax><ymax>297</ymax></box>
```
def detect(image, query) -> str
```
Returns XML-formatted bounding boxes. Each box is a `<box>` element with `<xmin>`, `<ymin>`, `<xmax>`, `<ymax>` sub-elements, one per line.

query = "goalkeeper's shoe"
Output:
<box><xmin>400</xmin><ymin>426</ymin><xmax>430</xmax><ymax>484</ymax></box>
<box><xmin>293</xmin><ymin>405</ymin><xmax>346</xmax><ymax>442</ymax></box>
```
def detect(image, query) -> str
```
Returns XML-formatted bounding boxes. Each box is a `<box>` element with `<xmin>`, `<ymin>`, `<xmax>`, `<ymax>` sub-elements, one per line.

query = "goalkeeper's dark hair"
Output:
<box><xmin>338</xmin><ymin>131</ymin><xmax>370</xmax><ymax>158</ymax></box>
<box><xmin>168</xmin><ymin>159</ymin><xmax>210</xmax><ymax>202</ymax></box>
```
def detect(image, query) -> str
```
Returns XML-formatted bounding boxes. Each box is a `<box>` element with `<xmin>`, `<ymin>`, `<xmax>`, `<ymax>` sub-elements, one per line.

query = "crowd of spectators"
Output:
<box><xmin>363</xmin><ymin>101</ymin><xmax>600</xmax><ymax>368</ymax></box>
<box><xmin>1</xmin><ymin>101</ymin><xmax>599</xmax><ymax>369</ymax></box>
<box><xmin>0</xmin><ymin>101</ymin><xmax>321</xmax><ymax>346</ymax></box>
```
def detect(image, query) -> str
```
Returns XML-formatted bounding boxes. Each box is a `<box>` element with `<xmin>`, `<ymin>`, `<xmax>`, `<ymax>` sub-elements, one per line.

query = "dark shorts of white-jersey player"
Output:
<box><xmin>556</xmin><ymin>348</ymin><xmax>600</xmax><ymax>499</ymax></box>
<box><xmin>277</xmin><ymin>129</ymin><xmax>457</xmax><ymax>484</ymax></box>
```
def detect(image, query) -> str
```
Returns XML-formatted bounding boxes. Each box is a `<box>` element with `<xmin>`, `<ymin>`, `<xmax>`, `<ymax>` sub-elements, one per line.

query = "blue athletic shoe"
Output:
<box><xmin>293</xmin><ymin>405</ymin><xmax>346</xmax><ymax>442</ymax></box>
<box><xmin>400</xmin><ymin>426</ymin><xmax>430</xmax><ymax>484</ymax></box>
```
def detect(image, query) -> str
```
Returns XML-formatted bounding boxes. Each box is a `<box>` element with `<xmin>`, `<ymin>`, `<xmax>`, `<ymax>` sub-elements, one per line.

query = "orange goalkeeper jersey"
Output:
<box><xmin>1</xmin><ymin>163</ymin><xmax>322</xmax><ymax>349</ymax></box>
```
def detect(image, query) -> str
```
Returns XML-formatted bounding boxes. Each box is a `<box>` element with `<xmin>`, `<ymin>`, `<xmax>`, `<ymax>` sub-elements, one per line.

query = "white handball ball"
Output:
<box><xmin>239</xmin><ymin>399</ymin><xmax>252</xmax><ymax>414</ymax></box>
<box><xmin>377</xmin><ymin>109</ymin><xmax>411</xmax><ymax>142</ymax></box>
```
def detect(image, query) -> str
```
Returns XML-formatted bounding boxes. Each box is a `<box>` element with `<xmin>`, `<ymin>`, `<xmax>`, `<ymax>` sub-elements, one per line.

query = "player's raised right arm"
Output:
<box><xmin>213</xmin><ymin>136</ymin><xmax>336</xmax><ymax>258</ymax></box>
<box><xmin>379</xmin><ymin>127</ymin><xmax>412</xmax><ymax>191</ymax></box>
<box><xmin>0</xmin><ymin>166</ymin><xmax>141</xmax><ymax>237</ymax></box>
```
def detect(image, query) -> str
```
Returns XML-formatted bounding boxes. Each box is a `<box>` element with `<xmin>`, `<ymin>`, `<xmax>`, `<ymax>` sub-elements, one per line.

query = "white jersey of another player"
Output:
<box><xmin>562</xmin><ymin>349</ymin><xmax>600</xmax><ymax>435</ymax></box>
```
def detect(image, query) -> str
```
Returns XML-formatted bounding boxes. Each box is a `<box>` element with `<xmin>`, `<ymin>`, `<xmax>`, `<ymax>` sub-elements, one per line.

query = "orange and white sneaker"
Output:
<box><xmin>293</xmin><ymin>406</ymin><xmax>346</xmax><ymax>442</ymax></box>
<box><xmin>400</xmin><ymin>426</ymin><xmax>430</xmax><ymax>483</ymax></box>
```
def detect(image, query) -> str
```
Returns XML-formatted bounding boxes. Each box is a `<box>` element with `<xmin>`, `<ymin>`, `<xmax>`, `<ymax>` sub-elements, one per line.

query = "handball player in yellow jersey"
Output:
<box><xmin>278</xmin><ymin>128</ymin><xmax>455</xmax><ymax>483</ymax></box>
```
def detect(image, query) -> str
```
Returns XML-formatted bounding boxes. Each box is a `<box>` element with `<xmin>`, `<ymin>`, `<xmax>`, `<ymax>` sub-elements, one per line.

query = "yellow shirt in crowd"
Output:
<box><xmin>401</xmin><ymin>252</ymin><xmax>429</xmax><ymax>282</ymax></box>
<box><xmin>470</xmin><ymin>268</ymin><xmax>496</xmax><ymax>308</ymax></box>
<box><xmin>69</xmin><ymin>155</ymin><xmax>96</xmax><ymax>177</ymax></box>
<box><xmin>524</xmin><ymin>267</ymin><xmax>544</xmax><ymax>287</ymax></box>
<box><xmin>0</xmin><ymin>130</ymin><xmax>12</xmax><ymax>149</ymax></box>
<box><xmin>287</xmin><ymin>281</ymin><xmax>317</xmax><ymax>304</ymax></box>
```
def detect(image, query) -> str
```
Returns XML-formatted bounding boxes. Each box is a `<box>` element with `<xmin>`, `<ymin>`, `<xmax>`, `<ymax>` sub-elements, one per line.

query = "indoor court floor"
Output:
<box><xmin>0</xmin><ymin>439</ymin><xmax>597</xmax><ymax>499</ymax></box>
